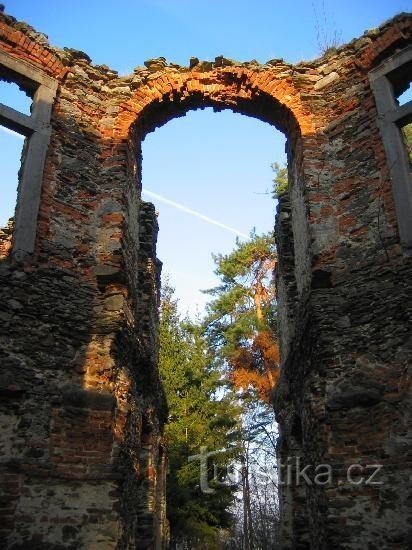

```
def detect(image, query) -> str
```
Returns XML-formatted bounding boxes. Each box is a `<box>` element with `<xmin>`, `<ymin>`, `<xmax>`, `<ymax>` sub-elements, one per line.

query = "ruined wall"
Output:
<box><xmin>273</xmin><ymin>22</ymin><xmax>412</xmax><ymax>548</ymax></box>
<box><xmin>0</xmin><ymin>6</ymin><xmax>411</xmax><ymax>549</ymax></box>
<box><xmin>0</xmin><ymin>8</ymin><xmax>168</xmax><ymax>548</ymax></box>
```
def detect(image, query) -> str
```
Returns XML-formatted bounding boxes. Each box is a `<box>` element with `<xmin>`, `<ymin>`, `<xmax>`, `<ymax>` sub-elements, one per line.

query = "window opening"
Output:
<box><xmin>0</xmin><ymin>125</ymin><xmax>25</xmax><ymax>228</ymax></box>
<box><xmin>0</xmin><ymin>80</ymin><xmax>33</xmax><ymax>115</ymax></box>
<box><xmin>396</xmin><ymin>81</ymin><xmax>412</xmax><ymax>106</ymax></box>
<box><xmin>369</xmin><ymin>46</ymin><xmax>412</xmax><ymax>251</ymax></box>
<box><xmin>0</xmin><ymin>50</ymin><xmax>57</xmax><ymax>259</ymax></box>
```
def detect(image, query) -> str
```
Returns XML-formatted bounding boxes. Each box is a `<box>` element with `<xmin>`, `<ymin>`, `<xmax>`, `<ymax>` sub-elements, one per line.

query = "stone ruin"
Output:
<box><xmin>0</xmin><ymin>6</ymin><xmax>411</xmax><ymax>549</ymax></box>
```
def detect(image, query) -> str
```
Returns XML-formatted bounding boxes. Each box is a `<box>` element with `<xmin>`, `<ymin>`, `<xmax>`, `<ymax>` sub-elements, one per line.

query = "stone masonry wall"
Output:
<box><xmin>273</xmin><ymin>20</ymin><xmax>412</xmax><ymax>549</ymax></box>
<box><xmin>0</xmin><ymin>8</ymin><xmax>168</xmax><ymax>548</ymax></box>
<box><xmin>0</xmin><ymin>6</ymin><xmax>411</xmax><ymax>549</ymax></box>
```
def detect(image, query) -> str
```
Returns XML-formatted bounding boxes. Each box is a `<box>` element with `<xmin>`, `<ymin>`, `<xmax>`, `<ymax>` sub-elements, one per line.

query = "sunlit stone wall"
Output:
<box><xmin>0</xmin><ymin>6</ymin><xmax>411</xmax><ymax>548</ymax></box>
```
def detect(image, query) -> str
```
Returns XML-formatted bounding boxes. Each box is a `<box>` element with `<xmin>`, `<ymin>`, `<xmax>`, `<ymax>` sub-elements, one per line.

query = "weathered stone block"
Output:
<box><xmin>61</xmin><ymin>385</ymin><xmax>115</xmax><ymax>411</ymax></box>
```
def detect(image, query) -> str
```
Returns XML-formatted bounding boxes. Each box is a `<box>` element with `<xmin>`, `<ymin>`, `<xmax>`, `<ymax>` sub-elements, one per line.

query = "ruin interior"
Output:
<box><xmin>0</xmin><ymin>6</ymin><xmax>411</xmax><ymax>549</ymax></box>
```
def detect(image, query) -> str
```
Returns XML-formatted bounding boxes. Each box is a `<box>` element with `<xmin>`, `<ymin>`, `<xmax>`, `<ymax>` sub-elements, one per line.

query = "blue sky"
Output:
<box><xmin>142</xmin><ymin>109</ymin><xmax>285</xmax><ymax>314</ymax></box>
<box><xmin>1</xmin><ymin>0</ymin><xmax>410</xmax><ymax>315</ymax></box>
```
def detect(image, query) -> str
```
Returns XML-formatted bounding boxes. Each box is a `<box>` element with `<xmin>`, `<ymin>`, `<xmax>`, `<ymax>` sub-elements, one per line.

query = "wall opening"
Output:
<box><xmin>0</xmin><ymin>50</ymin><xmax>57</xmax><ymax>259</ymax></box>
<box><xmin>0</xmin><ymin>79</ymin><xmax>33</xmax><ymax>115</ymax></box>
<box><xmin>0</xmin><ymin>123</ymin><xmax>25</xmax><ymax>258</ymax></box>
<box><xmin>396</xmin><ymin>80</ymin><xmax>411</xmax><ymax>106</ymax></box>
<box><xmin>369</xmin><ymin>45</ymin><xmax>412</xmax><ymax>251</ymax></box>
<box><xmin>392</xmin><ymin>66</ymin><xmax>412</xmax><ymax>168</ymax></box>
<box><xmin>396</xmin><ymin>79</ymin><xmax>412</xmax><ymax>168</ymax></box>
<box><xmin>0</xmin><ymin>80</ymin><xmax>31</xmax><ymax>256</ymax></box>
<box><xmin>141</xmin><ymin>107</ymin><xmax>286</xmax><ymax>316</ymax></box>
<box><xmin>140</xmin><ymin>105</ymin><xmax>287</xmax><ymax>546</ymax></box>
<box><xmin>0</xmin><ymin>125</ymin><xmax>25</xmax><ymax>229</ymax></box>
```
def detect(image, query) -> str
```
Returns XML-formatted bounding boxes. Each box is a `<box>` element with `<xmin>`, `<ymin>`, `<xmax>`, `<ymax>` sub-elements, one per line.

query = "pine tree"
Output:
<box><xmin>159</xmin><ymin>282</ymin><xmax>240</xmax><ymax>548</ymax></box>
<box><xmin>202</xmin><ymin>232</ymin><xmax>281</xmax><ymax>547</ymax></box>
<box><xmin>203</xmin><ymin>232</ymin><xmax>280</xmax><ymax>402</ymax></box>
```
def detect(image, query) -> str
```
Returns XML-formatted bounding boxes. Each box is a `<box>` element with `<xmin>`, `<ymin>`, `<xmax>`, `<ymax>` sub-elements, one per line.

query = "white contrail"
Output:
<box><xmin>0</xmin><ymin>126</ymin><xmax>24</xmax><ymax>138</ymax></box>
<box><xmin>142</xmin><ymin>188</ymin><xmax>248</xmax><ymax>239</ymax></box>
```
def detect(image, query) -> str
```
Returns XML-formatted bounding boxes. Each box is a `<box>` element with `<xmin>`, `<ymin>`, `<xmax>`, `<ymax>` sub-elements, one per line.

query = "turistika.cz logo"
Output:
<box><xmin>188</xmin><ymin>447</ymin><xmax>384</xmax><ymax>494</ymax></box>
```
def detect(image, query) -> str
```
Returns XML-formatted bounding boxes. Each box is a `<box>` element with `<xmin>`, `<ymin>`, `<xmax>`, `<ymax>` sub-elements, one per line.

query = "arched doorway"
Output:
<box><xmin>110</xmin><ymin>65</ymin><xmax>316</xmax><ymax>547</ymax></box>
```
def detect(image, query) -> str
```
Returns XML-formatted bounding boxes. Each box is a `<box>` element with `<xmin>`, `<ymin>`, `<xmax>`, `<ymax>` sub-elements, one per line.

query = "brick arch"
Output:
<box><xmin>109</xmin><ymin>65</ymin><xmax>316</xmax><ymax>142</ymax></box>
<box><xmin>107</xmin><ymin>66</ymin><xmax>318</xmax><ymax>361</ymax></box>
<box><xmin>110</xmin><ymin>62</ymin><xmax>318</xmax><ymax>372</ymax></box>
<box><xmin>114</xmin><ymin>64</ymin><xmax>316</xmax><ymax>366</ymax></box>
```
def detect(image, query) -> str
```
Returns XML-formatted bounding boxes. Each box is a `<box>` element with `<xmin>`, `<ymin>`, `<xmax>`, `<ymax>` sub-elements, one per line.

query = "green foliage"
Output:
<box><xmin>271</xmin><ymin>162</ymin><xmax>288</xmax><ymax>197</ymax></box>
<box><xmin>204</xmin><ymin>232</ymin><xmax>277</xmax><ymax>362</ymax></box>
<box><xmin>202</xmin><ymin>232</ymin><xmax>280</xmax><ymax>545</ymax></box>
<box><xmin>159</xmin><ymin>282</ymin><xmax>240</xmax><ymax>547</ymax></box>
<box><xmin>213</xmin><ymin>233</ymin><xmax>274</xmax><ymax>281</ymax></box>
